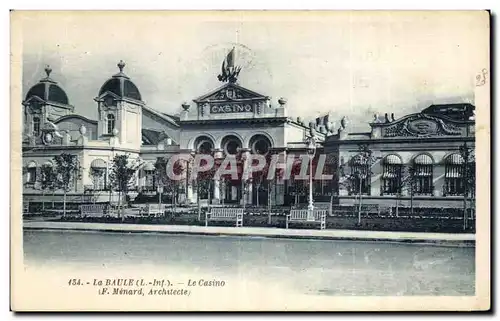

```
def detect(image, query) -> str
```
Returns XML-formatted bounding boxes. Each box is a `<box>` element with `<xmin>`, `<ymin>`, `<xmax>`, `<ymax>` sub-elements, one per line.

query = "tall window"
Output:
<box><xmin>33</xmin><ymin>117</ymin><xmax>40</xmax><ymax>136</ymax></box>
<box><xmin>350</xmin><ymin>156</ymin><xmax>370</xmax><ymax>195</ymax></box>
<box><xmin>313</xmin><ymin>160</ymin><xmax>335</xmax><ymax>198</ymax></box>
<box><xmin>444</xmin><ymin>153</ymin><xmax>465</xmax><ymax>196</ymax></box>
<box><xmin>106</xmin><ymin>114</ymin><xmax>115</xmax><ymax>134</ymax></box>
<box><xmin>27</xmin><ymin>162</ymin><xmax>37</xmax><ymax>183</ymax></box>
<box><xmin>90</xmin><ymin>159</ymin><xmax>107</xmax><ymax>190</ymax></box>
<box><xmin>382</xmin><ymin>154</ymin><xmax>402</xmax><ymax>195</ymax></box>
<box><xmin>143</xmin><ymin>163</ymin><xmax>156</xmax><ymax>191</ymax></box>
<box><xmin>413</xmin><ymin>154</ymin><xmax>433</xmax><ymax>195</ymax></box>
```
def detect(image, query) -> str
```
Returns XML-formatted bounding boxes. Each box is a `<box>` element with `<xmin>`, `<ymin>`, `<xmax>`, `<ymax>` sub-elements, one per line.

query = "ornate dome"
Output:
<box><xmin>24</xmin><ymin>66</ymin><xmax>70</xmax><ymax>105</ymax></box>
<box><xmin>98</xmin><ymin>60</ymin><xmax>142</xmax><ymax>101</ymax></box>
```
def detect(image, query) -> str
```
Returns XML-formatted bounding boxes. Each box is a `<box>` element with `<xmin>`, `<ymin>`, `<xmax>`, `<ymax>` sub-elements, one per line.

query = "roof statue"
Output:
<box><xmin>217</xmin><ymin>47</ymin><xmax>242</xmax><ymax>83</ymax></box>
<box><xmin>340</xmin><ymin>116</ymin><xmax>347</xmax><ymax>129</ymax></box>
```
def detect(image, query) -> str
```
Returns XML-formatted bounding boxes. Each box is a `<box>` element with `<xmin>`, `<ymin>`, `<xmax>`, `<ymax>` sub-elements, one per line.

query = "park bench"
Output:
<box><xmin>141</xmin><ymin>204</ymin><xmax>166</xmax><ymax>217</ymax></box>
<box><xmin>286</xmin><ymin>209</ymin><xmax>327</xmax><ymax>230</ymax></box>
<box><xmin>345</xmin><ymin>204</ymin><xmax>380</xmax><ymax>216</ymax></box>
<box><xmin>361</xmin><ymin>204</ymin><xmax>381</xmax><ymax>215</ymax></box>
<box><xmin>79</xmin><ymin>204</ymin><xmax>107</xmax><ymax>217</ymax></box>
<box><xmin>206</xmin><ymin>208</ymin><xmax>244</xmax><ymax>227</ymax></box>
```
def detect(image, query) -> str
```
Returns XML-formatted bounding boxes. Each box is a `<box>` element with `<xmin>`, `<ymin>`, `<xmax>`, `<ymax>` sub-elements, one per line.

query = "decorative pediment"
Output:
<box><xmin>421</xmin><ymin>103</ymin><xmax>475</xmax><ymax>121</ymax></box>
<box><xmin>23</xmin><ymin>96</ymin><xmax>45</xmax><ymax>110</ymax></box>
<box><xmin>95</xmin><ymin>90</ymin><xmax>122</xmax><ymax>102</ymax></box>
<box><xmin>39</xmin><ymin>121</ymin><xmax>65</xmax><ymax>145</ymax></box>
<box><xmin>380</xmin><ymin>113</ymin><xmax>465</xmax><ymax>138</ymax></box>
<box><xmin>193</xmin><ymin>83</ymin><xmax>268</xmax><ymax>103</ymax></box>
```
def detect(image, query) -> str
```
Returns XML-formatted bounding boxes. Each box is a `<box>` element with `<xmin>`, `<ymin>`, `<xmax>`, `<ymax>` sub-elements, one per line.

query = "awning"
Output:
<box><xmin>27</xmin><ymin>161</ymin><xmax>37</xmax><ymax>168</ymax></box>
<box><xmin>143</xmin><ymin>162</ymin><xmax>156</xmax><ymax>172</ymax></box>
<box><xmin>384</xmin><ymin>154</ymin><xmax>402</xmax><ymax>164</ymax></box>
<box><xmin>414</xmin><ymin>154</ymin><xmax>433</xmax><ymax>165</ymax></box>
<box><xmin>445</xmin><ymin>167</ymin><xmax>463</xmax><ymax>178</ymax></box>
<box><xmin>90</xmin><ymin>158</ymin><xmax>107</xmax><ymax>169</ymax></box>
<box><xmin>382</xmin><ymin>172</ymin><xmax>398</xmax><ymax>179</ymax></box>
<box><xmin>445</xmin><ymin>153</ymin><xmax>464</xmax><ymax>165</ymax></box>
<box><xmin>415</xmin><ymin>170</ymin><xmax>432</xmax><ymax>176</ymax></box>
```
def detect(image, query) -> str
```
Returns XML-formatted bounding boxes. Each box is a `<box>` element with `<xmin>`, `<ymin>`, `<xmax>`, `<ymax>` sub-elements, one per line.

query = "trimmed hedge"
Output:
<box><xmin>53</xmin><ymin>206</ymin><xmax>475</xmax><ymax>233</ymax></box>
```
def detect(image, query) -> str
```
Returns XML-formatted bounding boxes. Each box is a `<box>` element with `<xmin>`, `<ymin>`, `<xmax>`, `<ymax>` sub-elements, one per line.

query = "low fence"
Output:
<box><xmin>23</xmin><ymin>200</ymin><xmax>475</xmax><ymax>221</ymax></box>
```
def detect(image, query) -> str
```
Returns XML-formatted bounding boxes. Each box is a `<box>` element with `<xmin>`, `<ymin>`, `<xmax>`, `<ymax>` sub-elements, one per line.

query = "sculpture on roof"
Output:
<box><xmin>340</xmin><ymin>116</ymin><xmax>347</xmax><ymax>130</ymax></box>
<box><xmin>217</xmin><ymin>47</ymin><xmax>242</xmax><ymax>83</ymax></box>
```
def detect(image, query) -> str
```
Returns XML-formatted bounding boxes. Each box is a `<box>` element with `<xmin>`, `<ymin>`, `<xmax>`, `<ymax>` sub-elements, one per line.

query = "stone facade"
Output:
<box><xmin>22</xmin><ymin>62</ymin><xmax>475</xmax><ymax>210</ymax></box>
<box><xmin>324</xmin><ymin>105</ymin><xmax>475</xmax><ymax>209</ymax></box>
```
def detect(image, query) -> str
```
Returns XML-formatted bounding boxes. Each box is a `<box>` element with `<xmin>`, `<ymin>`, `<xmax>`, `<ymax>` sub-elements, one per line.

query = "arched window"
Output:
<box><xmin>90</xmin><ymin>159</ymin><xmax>107</xmax><ymax>190</ymax></box>
<box><xmin>413</xmin><ymin>154</ymin><xmax>433</xmax><ymax>195</ymax></box>
<box><xmin>221</xmin><ymin>135</ymin><xmax>242</xmax><ymax>155</ymax></box>
<box><xmin>444</xmin><ymin>154</ymin><xmax>465</xmax><ymax>196</ymax></box>
<box><xmin>382</xmin><ymin>154</ymin><xmax>402</xmax><ymax>195</ymax></box>
<box><xmin>106</xmin><ymin>114</ymin><xmax>115</xmax><ymax>134</ymax></box>
<box><xmin>249</xmin><ymin>135</ymin><xmax>272</xmax><ymax>155</ymax></box>
<box><xmin>194</xmin><ymin>136</ymin><xmax>214</xmax><ymax>155</ymax></box>
<box><xmin>350</xmin><ymin>155</ymin><xmax>370</xmax><ymax>195</ymax></box>
<box><xmin>33</xmin><ymin>117</ymin><xmax>40</xmax><ymax>136</ymax></box>
<box><xmin>198</xmin><ymin>141</ymin><xmax>213</xmax><ymax>154</ymax></box>
<box><xmin>41</xmin><ymin>161</ymin><xmax>54</xmax><ymax>186</ymax></box>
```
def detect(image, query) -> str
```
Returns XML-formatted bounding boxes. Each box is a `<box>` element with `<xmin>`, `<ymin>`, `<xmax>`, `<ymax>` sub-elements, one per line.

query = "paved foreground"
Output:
<box><xmin>23</xmin><ymin>221</ymin><xmax>475</xmax><ymax>245</ymax></box>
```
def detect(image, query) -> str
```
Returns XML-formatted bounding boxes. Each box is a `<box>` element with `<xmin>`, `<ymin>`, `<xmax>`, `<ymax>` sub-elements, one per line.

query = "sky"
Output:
<box><xmin>19</xmin><ymin>11</ymin><xmax>488</xmax><ymax>131</ymax></box>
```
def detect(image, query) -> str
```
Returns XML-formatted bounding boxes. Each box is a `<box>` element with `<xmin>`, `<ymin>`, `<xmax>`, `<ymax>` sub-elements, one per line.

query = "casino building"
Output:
<box><xmin>324</xmin><ymin>104</ymin><xmax>475</xmax><ymax>209</ymax></box>
<box><xmin>21</xmin><ymin>53</ymin><xmax>475</xmax><ymax>210</ymax></box>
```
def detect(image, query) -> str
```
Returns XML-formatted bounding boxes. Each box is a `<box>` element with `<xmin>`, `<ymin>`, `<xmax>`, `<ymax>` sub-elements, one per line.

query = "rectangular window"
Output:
<box><xmin>27</xmin><ymin>168</ymin><xmax>37</xmax><ymax>183</ymax></box>
<box><xmin>145</xmin><ymin>172</ymin><xmax>156</xmax><ymax>191</ymax></box>
<box><xmin>33</xmin><ymin>117</ymin><xmax>40</xmax><ymax>135</ymax></box>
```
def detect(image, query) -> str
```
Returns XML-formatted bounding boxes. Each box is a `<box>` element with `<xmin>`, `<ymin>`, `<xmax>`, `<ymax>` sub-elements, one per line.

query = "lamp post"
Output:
<box><xmin>357</xmin><ymin>161</ymin><xmax>367</xmax><ymax>225</ymax></box>
<box><xmin>306</xmin><ymin>135</ymin><xmax>317</xmax><ymax>214</ymax></box>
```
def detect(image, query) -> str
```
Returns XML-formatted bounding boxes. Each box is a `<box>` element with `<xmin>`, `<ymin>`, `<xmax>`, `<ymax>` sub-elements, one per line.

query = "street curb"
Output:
<box><xmin>23</xmin><ymin>223</ymin><xmax>476</xmax><ymax>247</ymax></box>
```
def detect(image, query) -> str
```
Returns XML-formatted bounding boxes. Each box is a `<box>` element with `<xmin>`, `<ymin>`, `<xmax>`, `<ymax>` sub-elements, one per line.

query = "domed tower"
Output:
<box><xmin>22</xmin><ymin>65</ymin><xmax>74</xmax><ymax>139</ymax></box>
<box><xmin>94</xmin><ymin>60</ymin><xmax>144</xmax><ymax>148</ymax></box>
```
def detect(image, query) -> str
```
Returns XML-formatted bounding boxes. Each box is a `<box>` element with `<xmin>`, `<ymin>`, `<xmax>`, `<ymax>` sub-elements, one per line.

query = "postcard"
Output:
<box><xmin>10</xmin><ymin>10</ymin><xmax>490</xmax><ymax>311</ymax></box>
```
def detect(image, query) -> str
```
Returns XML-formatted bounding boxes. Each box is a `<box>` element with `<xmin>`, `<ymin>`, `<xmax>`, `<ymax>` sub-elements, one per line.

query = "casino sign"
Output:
<box><xmin>210</xmin><ymin>103</ymin><xmax>254</xmax><ymax>114</ymax></box>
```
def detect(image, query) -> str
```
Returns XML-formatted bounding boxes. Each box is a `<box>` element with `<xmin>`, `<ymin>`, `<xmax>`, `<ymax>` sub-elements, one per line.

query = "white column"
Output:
<box><xmin>213</xmin><ymin>178</ymin><xmax>220</xmax><ymax>204</ymax></box>
<box><xmin>247</xmin><ymin>182</ymin><xmax>253</xmax><ymax>205</ymax></box>
<box><xmin>276</xmin><ymin>178</ymin><xmax>285</xmax><ymax>205</ymax></box>
<box><xmin>231</xmin><ymin>185</ymin><xmax>238</xmax><ymax>201</ymax></box>
<box><xmin>187</xmin><ymin>181</ymin><xmax>193</xmax><ymax>203</ymax></box>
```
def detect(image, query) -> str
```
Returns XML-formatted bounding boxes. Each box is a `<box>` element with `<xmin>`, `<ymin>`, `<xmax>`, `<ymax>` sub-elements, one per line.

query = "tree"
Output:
<box><xmin>349</xmin><ymin>144</ymin><xmax>376</xmax><ymax>224</ymax></box>
<box><xmin>195</xmin><ymin>156</ymin><xmax>216</xmax><ymax>221</ymax></box>
<box><xmin>155</xmin><ymin>156</ymin><xmax>185</xmax><ymax>216</ymax></box>
<box><xmin>400</xmin><ymin>163</ymin><xmax>418</xmax><ymax>216</ymax></box>
<box><xmin>338</xmin><ymin>172</ymin><xmax>357</xmax><ymax>215</ymax></box>
<box><xmin>40</xmin><ymin>163</ymin><xmax>57</xmax><ymax>211</ymax></box>
<box><xmin>263</xmin><ymin>154</ymin><xmax>286</xmax><ymax>224</ymax></box>
<box><xmin>324</xmin><ymin>154</ymin><xmax>340</xmax><ymax>217</ymax></box>
<box><xmin>53</xmin><ymin>153</ymin><xmax>81</xmax><ymax>217</ymax></box>
<box><xmin>251</xmin><ymin>155</ymin><xmax>270</xmax><ymax>208</ymax></box>
<box><xmin>237</xmin><ymin>153</ymin><xmax>252</xmax><ymax>212</ymax></box>
<box><xmin>109</xmin><ymin>154</ymin><xmax>137</xmax><ymax>219</ymax></box>
<box><xmin>289</xmin><ymin>159</ymin><xmax>307</xmax><ymax>206</ymax></box>
<box><xmin>459</xmin><ymin>143</ymin><xmax>475</xmax><ymax>230</ymax></box>
<box><xmin>248</xmin><ymin>153</ymin><xmax>281</xmax><ymax>224</ymax></box>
